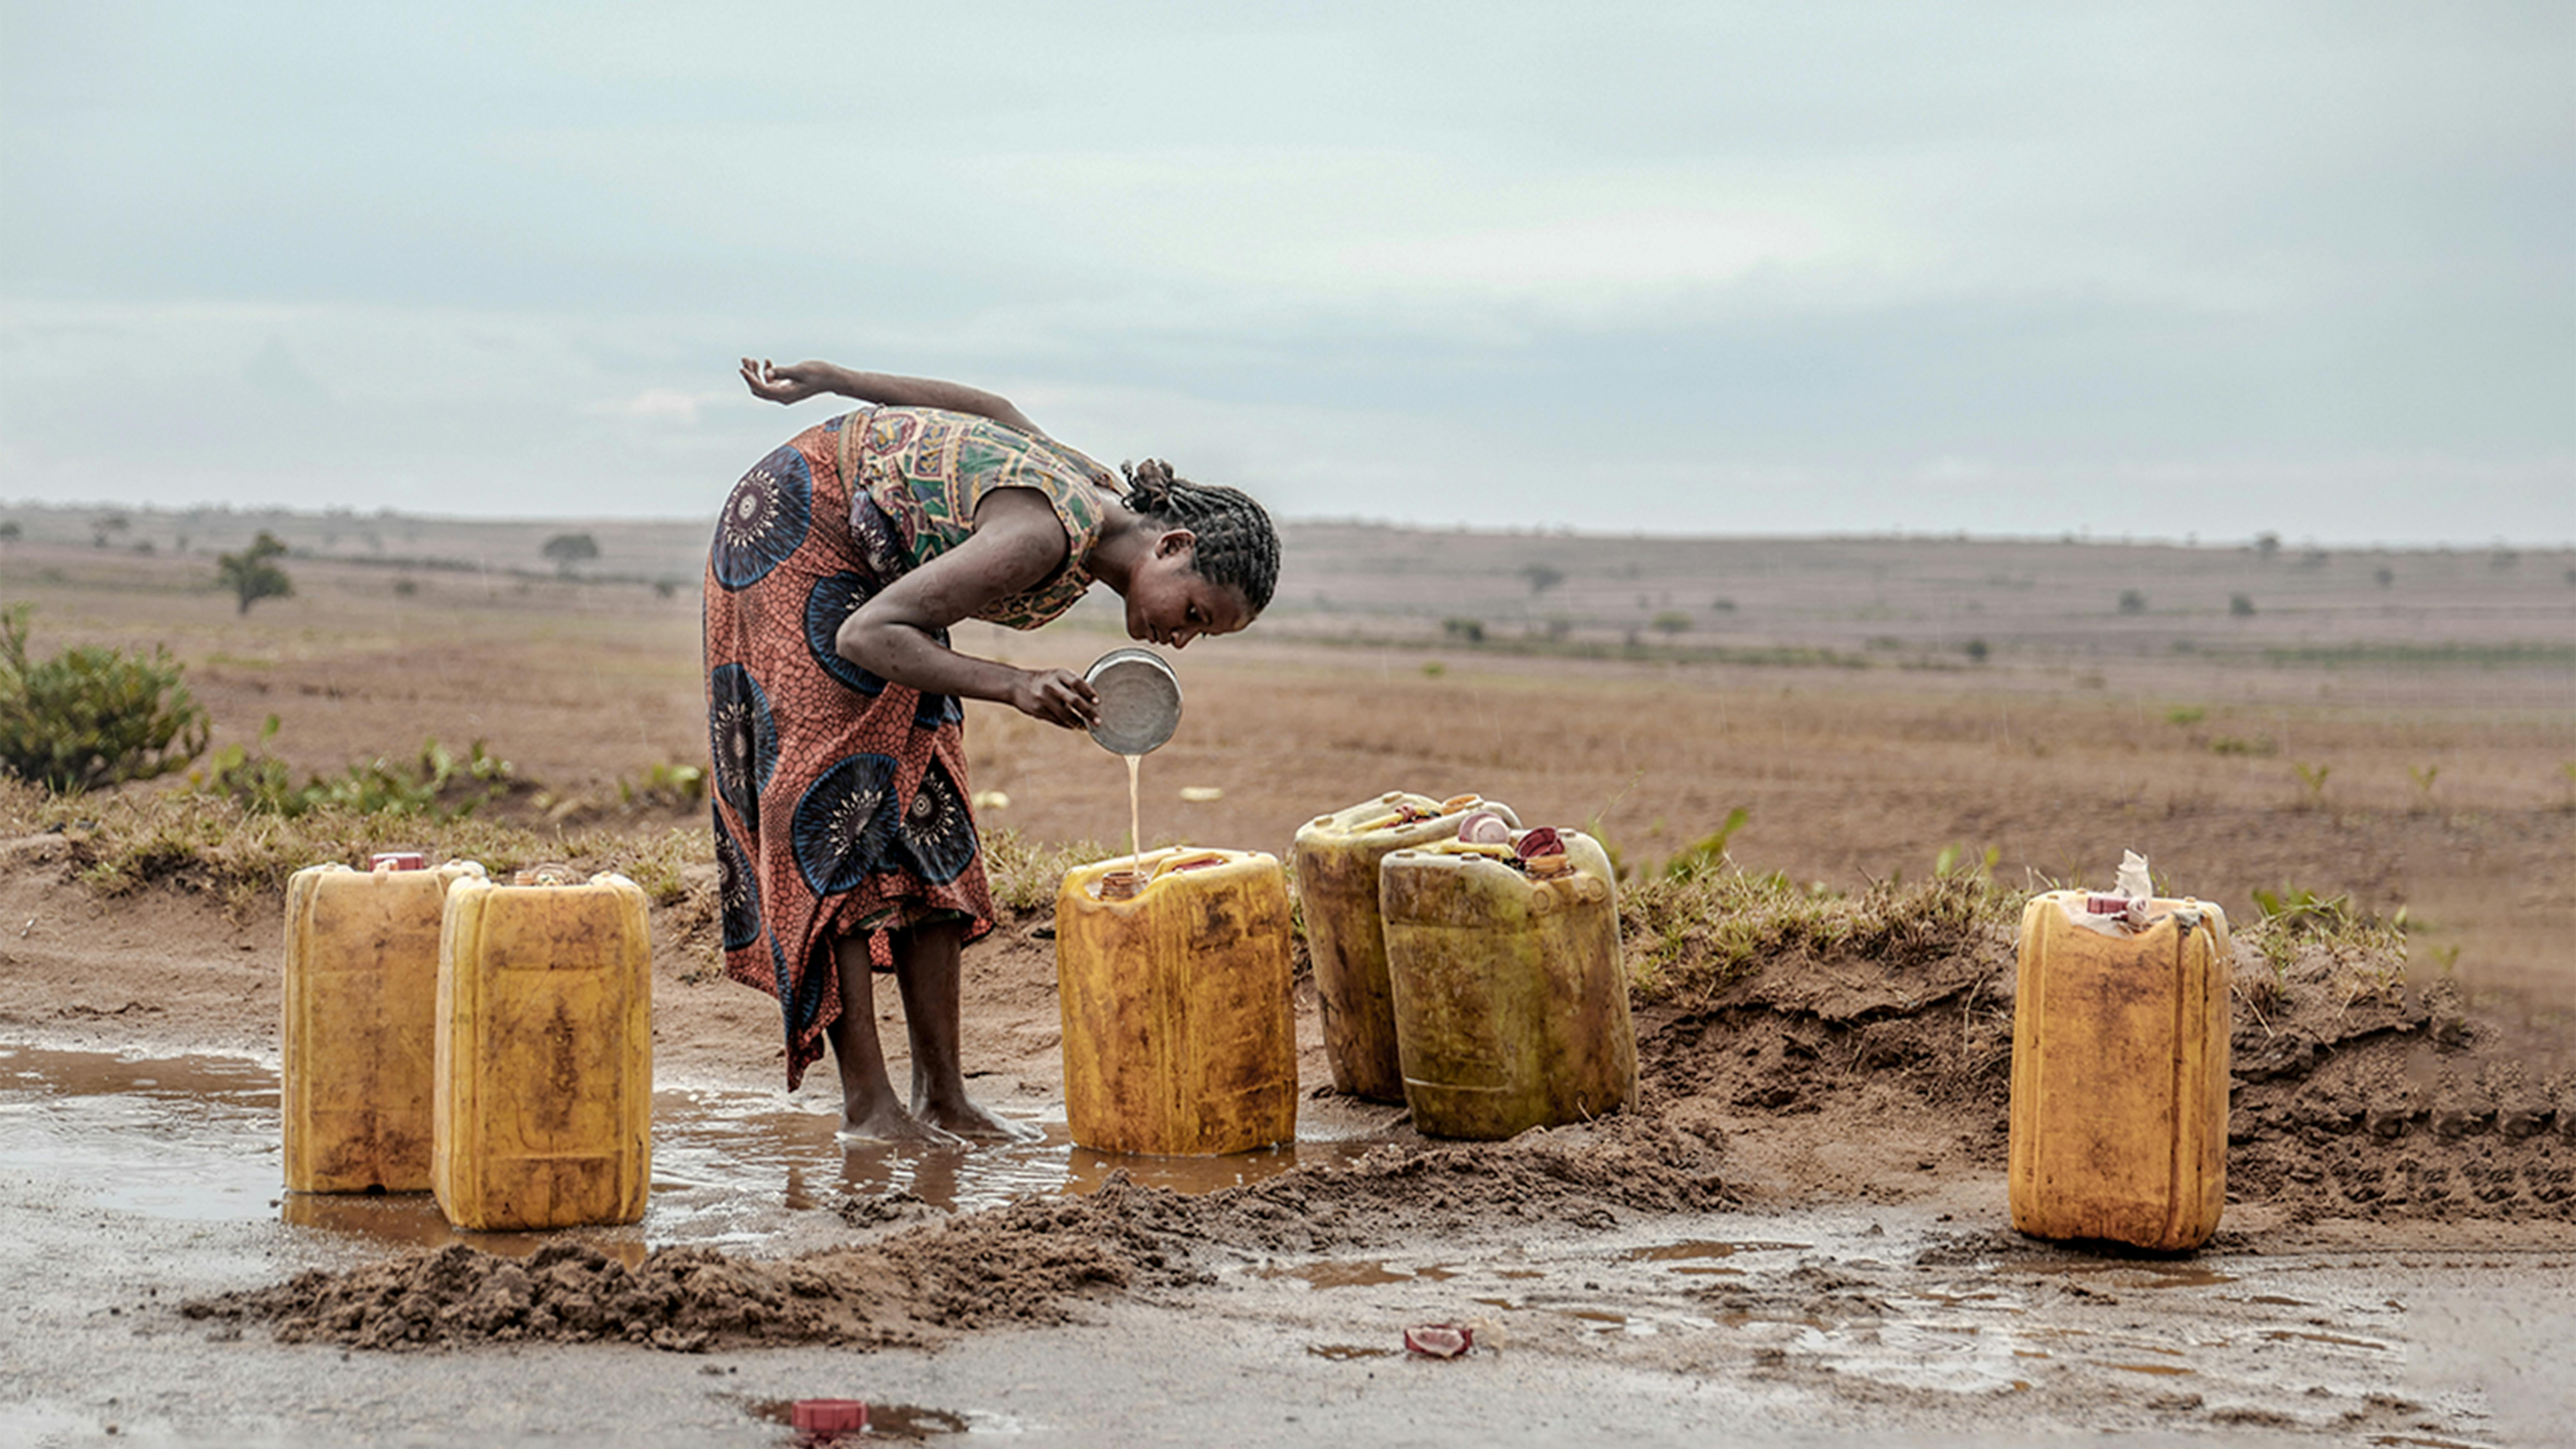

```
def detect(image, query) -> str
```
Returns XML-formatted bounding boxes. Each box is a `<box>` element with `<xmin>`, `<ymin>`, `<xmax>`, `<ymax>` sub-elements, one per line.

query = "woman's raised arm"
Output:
<box><xmin>738</xmin><ymin>358</ymin><xmax>1044</xmax><ymax>436</ymax></box>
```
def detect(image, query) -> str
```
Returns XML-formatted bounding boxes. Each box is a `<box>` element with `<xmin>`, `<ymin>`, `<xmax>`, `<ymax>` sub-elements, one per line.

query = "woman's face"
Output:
<box><xmin>1124</xmin><ymin>533</ymin><xmax>1253</xmax><ymax>650</ymax></box>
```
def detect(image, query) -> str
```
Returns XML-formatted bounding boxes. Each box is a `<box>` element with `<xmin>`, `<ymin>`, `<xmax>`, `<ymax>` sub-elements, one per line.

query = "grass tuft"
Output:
<box><xmin>0</xmin><ymin>776</ymin><xmax>707</xmax><ymax>914</ymax></box>
<box><xmin>1621</xmin><ymin>863</ymin><xmax>2012</xmax><ymax>1005</ymax></box>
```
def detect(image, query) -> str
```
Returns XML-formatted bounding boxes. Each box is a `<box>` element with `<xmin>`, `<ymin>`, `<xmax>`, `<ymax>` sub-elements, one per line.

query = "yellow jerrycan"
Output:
<box><xmin>1378</xmin><ymin>829</ymin><xmax>1636</xmax><ymax>1140</ymax></box>
<box><xmin>432</xmin><ymin>866</ymin><xmax>653</xmax><ymax>1231</ymax></box>
<box><xmin>1292</xmin><ymin>792</ymin><xmax>1517</xmax><ymax>1102</ymax></box>
<box><xmin>282</xmin><ymin>855</ymin><xmax>487</xmax><ymax>1192</ymax></box>
<box><xmin>2009</xmin><ymin>888</ymin><xmax>2233</xmax><ymax>1251</ymax></box>
<box><xmin>1055</xmin><ymin>847</ymin><xmax>1297</xmax><ymax>1155</ymax></box>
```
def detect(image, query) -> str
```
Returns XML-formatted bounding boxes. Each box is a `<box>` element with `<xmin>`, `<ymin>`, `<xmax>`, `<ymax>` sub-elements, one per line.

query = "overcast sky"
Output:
<box><xmin>3</xmin><ymin>3</ymin><xmax>2568</xmax><ymax>544</ymax></box>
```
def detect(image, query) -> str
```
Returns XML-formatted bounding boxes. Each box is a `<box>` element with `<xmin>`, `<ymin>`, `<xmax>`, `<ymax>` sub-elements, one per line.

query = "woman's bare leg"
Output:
<box><xmin>827</xmin><ymin>935</ymin><xmax>958</xmax><ymax>1143</ymax></box>
<box><xmin>892</xmin><ymin>918</ymin><xmax>1039</xmax><ymax>1140</ymax></box>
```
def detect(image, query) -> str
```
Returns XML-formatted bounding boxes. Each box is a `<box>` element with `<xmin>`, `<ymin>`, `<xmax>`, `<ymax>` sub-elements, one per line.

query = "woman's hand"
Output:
<box><xmin>740</xmin><ymin>357</ymin><xmax>841</xmax><ymax>405</ymax></box>
<box><xmin>1010</xmin><ymin>668</ymin><xmax>1100</xmax><ymax>730</ymax></box>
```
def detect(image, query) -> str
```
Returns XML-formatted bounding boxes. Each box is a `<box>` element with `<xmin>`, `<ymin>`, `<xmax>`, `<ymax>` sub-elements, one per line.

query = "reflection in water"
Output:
<box><xmin>0</xmin><ymin>1047</ymin><xmax>1384</xmax><ymax>1258</ymax></box>
<box><xmin>1621</xmin><ymin>1239</ymin><xmax>1811</xmax><ymax>1264</ymax></box>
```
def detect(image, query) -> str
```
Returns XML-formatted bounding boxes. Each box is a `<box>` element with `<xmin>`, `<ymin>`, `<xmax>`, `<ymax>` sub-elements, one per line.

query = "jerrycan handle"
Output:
<box><xmin>1150</xmin><ymin>850</ymin><xmax>1229</xmax><ymax>880</ymax></box>
<box><xmin>512</xmin><ymin>862</ymin><xmax>586</xmax><ymax>887</ymax></box>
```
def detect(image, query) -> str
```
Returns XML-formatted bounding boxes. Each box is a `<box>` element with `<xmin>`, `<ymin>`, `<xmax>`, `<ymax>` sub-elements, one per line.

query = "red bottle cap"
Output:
<box><xmin>1404</xmin><ymin>1322</ymin><xmax>1474</xmax><ymax>1357</ymax></box>
<box><xmin>792</xmin><ymin>1399</ymin><xmax>868</xmax><ymax>1435</ymax></box>
<box><xmin>369</xmin><ymin>852</ymin><xmax>427</xmax><ymax>871</ymax></box>
<box><xmin>2084</xmin><ymin>893</ymin><xmax>2129</xmax><ymax>915</ymax></box>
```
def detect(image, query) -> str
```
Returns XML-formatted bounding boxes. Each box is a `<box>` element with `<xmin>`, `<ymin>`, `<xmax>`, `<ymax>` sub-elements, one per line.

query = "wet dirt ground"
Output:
<box><xmin>5</xmin><ymin>1031</ymin><xmax>2571</xmax><ymax>1447</ymax></box>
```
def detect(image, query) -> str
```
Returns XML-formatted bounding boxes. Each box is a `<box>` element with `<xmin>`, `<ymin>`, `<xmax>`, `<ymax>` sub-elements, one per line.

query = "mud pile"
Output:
<box><xmin>1630</xmin><ymin>923</ymin><xmax>2572</xmax><ymax>1223</ymax></box>
<box><xmin>184</xmin><ymin>1193</ymin><xmax>1165</xmax><ymax>1353</ymax></box>
<box><xmin>2225</xmin><ymin>962</ymin><xmax>2573</xmax><ymax>1222</ymax></box>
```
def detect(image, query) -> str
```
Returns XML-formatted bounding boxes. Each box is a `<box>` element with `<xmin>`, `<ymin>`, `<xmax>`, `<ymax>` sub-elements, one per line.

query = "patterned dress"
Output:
<box><xmin>704</xmin><ymin>405</ymin><xmax>1116</xmax><ymax>1089</ymax></box>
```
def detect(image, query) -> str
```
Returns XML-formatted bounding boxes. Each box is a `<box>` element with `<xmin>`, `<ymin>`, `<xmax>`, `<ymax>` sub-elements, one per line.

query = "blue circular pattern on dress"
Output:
<box><xmin>714</xmin><ymin>810</ymin><xmax>763</xmax><ymax>952</ymax></box>
<box><xmin>898</xmin><ymin>762</ymin><xmax>979</xmax><ymax>885</ymax></box>
<box><xmin>706</xmin><ymin>663</ymin><xmax>778</xmax><ymax>834</ymax></box>
<box><xmin>803</xmin><ymin>572</ymin><xmax>888</xmax><ymax>697</ymax></box>
<box><xmin>790</xmin><ymin>751</ymin><xmax>901</xmax><ymax>898</ymax></box>
<box><xmin>711</xmin><ymin>444</ymin><xmax>813</xmax><ymax>590</ymax></box>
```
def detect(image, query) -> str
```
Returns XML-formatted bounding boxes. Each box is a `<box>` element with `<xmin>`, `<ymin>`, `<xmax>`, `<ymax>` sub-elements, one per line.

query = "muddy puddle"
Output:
<box><xmin>0</xmin><ymin>1045</ymin><xmax>1376</xmax><ymax>1256</ymax></box>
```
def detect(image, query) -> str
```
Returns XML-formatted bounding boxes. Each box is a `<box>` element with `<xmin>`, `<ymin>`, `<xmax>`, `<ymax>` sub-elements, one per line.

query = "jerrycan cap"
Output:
<box><xmin>1084</xmin><ymin>648</ymin><xmax>1180</xmax><ymax>757</ymax></box>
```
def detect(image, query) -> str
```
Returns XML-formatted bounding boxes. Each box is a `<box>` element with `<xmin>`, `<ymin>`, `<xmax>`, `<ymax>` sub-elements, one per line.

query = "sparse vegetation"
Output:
<box><xmin>1650</xmin><ymin>610</ymin><xmax>1693</xmax><ymax>635</ymax></box>
<box><xmin>2229</xmin><ymin>593</ymin><xmax>2257</xmax><ymax>618</ymax></box>
<box><xmin>1658</xmin><ymin>807</ymin><xmax>1751</xmax><ymax>880</ymax></box>
<box><xmin>2242</xmin><ymin>884</ymin><xmax>2406</xmax><ymax>1000</ymax></box>
<box><xmin>0</xmin><ymin>774</ymin><xmax>697</xmax><ymax>914</ymax></box>
<box><xmin>1518</xmin><ymin>563</ymin><xmax>1565</xmax><ymax>595</ymax></box>
<box><xmin>2117</xmin><ymin>590</ymin><xmax>2146</xmax><ymax>614</ymax></box>
<box><xmin>0</xmin><ymin>606</ymin><xmax>210</xmax><ymax>793</ymax></box>
<box><xmin>2291</xmin><ymin>761</ymin><xmax>2331</xmax><ymax>809</ymax></box>
<box><xmin>1963</xmin><ymin>638</ymin><xmax>1989</xmax><ymax>663</ymax></box>
<box><xmin>193</xmin><ymin>716</ymin><xmax>514</xmax><ymax>820</ymax></box>
<box><xmin>2165</xmin><ymin>706</ymin><xmax>2205</xmax><ymax>726</ymax></box>
<box><xmin>1622</xmin><ymin>867</ymin><xmax>2011</xmax><ymax>1004</ymax></box>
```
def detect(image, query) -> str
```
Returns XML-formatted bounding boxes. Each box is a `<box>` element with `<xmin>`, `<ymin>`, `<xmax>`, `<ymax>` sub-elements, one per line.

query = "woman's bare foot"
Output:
<box><xmin>918</xmin><ymin>1096</ymin><xmax>1042</xmax><ymax>1143</ymax></box>
<box><xmin>837</xmin><ymin>1099</ymin><xmax>966</xmax><ymax>1145</ymax></box>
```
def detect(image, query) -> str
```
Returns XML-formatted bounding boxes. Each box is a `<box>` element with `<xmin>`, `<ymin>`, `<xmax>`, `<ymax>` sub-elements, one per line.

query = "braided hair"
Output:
<box><xmin>1118</xmin><ymin>459</ymin><xmax>1279</xmax><ymax>615</ymax></box>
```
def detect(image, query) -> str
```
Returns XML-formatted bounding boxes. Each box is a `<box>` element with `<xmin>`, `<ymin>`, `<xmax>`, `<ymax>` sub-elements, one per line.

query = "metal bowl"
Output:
<box><xmin>1084</xmin><ymin>648</ymin><xmax>1181</xmax><ymax>756</ymax></box>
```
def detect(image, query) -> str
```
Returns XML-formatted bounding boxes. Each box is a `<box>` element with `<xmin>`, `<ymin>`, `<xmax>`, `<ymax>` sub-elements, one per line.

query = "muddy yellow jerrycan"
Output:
<box><xmin>2009</xmin><ymin>889</ymin><xmax>2233</xmax><ymax>1251</ymax></box>
<box><xmin>282</xmin><ymin>856</ymin><xmax>487</xmax><ymax>1192</ymax></box>
<box><xmin>1292</xmin><ymin>792</ymin><xmax>1517</xmax><ymax>1102</ymax></box>
<box><xmin>1379</xmin><ymin>830</ymin><xmax>1636</xmax><ymax>1140</ymax></box>
<box><xmin>1055</xmin><ymin>847</ymin><xmax>1297</xmax><ymax>1155</ymax></box>
<box><xmin>432</xmin><ymin>866</ymin><xmax>652</xmax><ymax>1230</ymax></box>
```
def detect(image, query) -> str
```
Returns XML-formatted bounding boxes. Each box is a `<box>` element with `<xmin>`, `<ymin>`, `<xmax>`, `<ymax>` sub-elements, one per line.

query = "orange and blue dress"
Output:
<box><xmin>703</xmin><ymin>406</ymin><xmax>1117</xmax><ymax>1088</ymax></box>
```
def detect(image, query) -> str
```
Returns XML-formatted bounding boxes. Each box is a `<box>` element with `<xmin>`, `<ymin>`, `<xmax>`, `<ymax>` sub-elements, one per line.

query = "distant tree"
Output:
<box><xmin>2375</xmin><ymin>567</ymin><xmax>2395</xmax><ymax>588</ymax></box>
<box><xmin>2117</xmin><ymin>590</ymin><xmax>2147</xmax><ymax>615</ymax></box>
<box><xmin>2253</xmin><ymin>531</ymin><xmax>2281</xmax><ymax>561</ymax></box>
<box><xmin>542</xmin><ymin>532</ymin><xmax>601</xmax><ymax>576</ymax></box>
<box><xmin>1650</xmin><ymin>610</ymin><xmax>1693</xmax><ymax>635</ymax></box>
<box><xmin>1442</xmin><ymin>616</ymin><xmax>1486</xmax><ymax>644</ymax></box>
<box><xmin>1963</xmin><ymin>638</ymin><xmax>1990</xmax><ymax>663</ymax></box>
<box><xmin>0</xmin><ymin>521</ymin><xmax>19</xmax><ymax>543</ymax></box>
<box><xmin>2229</xmin><ymin>593</ymin><xmax>2256</xmax><ymax>618</ymax></box>
<box><xmin>217</xmin><ymin>532</ymin><xmax>295</xmax><ymax>615</ymax></box>
<box><xmin>1519</xmin><ymin>563</ymin><xmax>1565</xmax><ymax>595</ymax></box>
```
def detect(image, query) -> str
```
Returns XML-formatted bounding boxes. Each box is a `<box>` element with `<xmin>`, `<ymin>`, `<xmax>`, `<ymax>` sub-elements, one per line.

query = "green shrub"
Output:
<box><xmin>0</xmin><ymin>606</ymin><xmax>210</xmax><ymax>793</ymax></box>
<box><xmin>194</xmin><ymin>715</ymin><xmax>513</xmax><ymax>819</ymax></box>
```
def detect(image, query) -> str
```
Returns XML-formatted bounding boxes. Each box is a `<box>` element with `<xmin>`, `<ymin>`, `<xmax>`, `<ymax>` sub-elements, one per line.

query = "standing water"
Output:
<box><xmin>0</xmin><ymin>1045</ymin><xmax>1375</xmax><ymax>1258</ymax></box>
